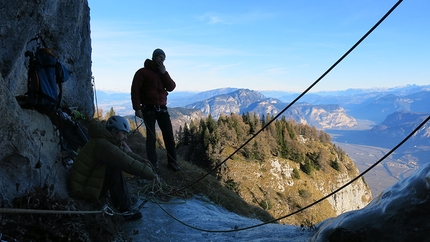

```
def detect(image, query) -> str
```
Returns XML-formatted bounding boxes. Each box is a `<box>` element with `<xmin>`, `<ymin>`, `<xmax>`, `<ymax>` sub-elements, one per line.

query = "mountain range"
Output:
<box><xmin>96</xmin><ymin>84</ymin><xmax>430</xmax><ymax>132</ymax></box>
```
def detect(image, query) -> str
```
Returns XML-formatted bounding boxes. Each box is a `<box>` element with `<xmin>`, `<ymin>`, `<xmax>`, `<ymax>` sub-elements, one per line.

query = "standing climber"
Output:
<box><xmin>131</xmin><ymin>48</ymin><xmax>181</xmax><ymax>172</ymax></box>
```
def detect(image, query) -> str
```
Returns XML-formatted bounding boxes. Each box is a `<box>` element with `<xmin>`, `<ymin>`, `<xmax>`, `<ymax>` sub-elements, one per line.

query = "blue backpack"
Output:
<box><xmin>16</xmin><ymin>36</ymin><xmax>89</xmax><ymax>153</ymax></box>
<box><xmin>17</xmin><ymin>36</ymin><xmax>70</xmax><ymax>114</ymax></box>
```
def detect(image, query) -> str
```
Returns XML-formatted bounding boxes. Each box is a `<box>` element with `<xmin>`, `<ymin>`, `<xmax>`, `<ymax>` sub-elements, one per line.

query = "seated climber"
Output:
<box><xmin>68</xmin><ymin>115</ymin><xmax>158</xmax><ymax>220</ymax></box>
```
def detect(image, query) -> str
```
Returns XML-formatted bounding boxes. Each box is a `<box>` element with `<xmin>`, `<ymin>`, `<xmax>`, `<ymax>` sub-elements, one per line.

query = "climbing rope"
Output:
<box><xmin>128</xmin><ymin>116</ymin><xmax>145</xmax><ymax>136</ymax></box>
<box><xmin>0</xmin><ymin>204</ymin><xmax>114</xmax><ymax>216</ymax></box>
<box><xmin>137</xmin><ymin>179</ymin><xmax>193</xmax><ymax>204</ymax></box>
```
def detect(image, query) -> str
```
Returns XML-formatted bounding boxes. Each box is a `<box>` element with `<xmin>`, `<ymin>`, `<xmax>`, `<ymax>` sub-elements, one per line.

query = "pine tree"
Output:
<box><xmin>105</xmin><ymin>107</ymin><xmax>115</xmax><ymax>119</ymax></box>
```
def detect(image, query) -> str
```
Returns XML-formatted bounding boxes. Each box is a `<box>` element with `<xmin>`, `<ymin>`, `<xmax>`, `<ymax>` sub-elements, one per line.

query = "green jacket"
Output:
<box><xmin>69</xmin><ymin>123</ymin><xmax>154</xmax><ymax>200</ymax></box>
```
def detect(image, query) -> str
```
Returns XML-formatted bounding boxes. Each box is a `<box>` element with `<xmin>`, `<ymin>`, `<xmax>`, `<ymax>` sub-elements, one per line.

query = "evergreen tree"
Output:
<box><xmin>175</xmin><ymin>112</ymin><xmax>346</xmax><ymax>175</ymax></box>
<box><xmin>106</xmin><ymin>107</ymin><xmax>115</xmax><ymax>119</ymax></box>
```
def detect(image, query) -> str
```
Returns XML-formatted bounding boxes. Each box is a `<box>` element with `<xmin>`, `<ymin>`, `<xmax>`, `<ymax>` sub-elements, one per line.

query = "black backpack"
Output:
<box><xmin>16</xmin><ymin>36</ymin><xmax>70</xmax><ymax>114</ymax></box>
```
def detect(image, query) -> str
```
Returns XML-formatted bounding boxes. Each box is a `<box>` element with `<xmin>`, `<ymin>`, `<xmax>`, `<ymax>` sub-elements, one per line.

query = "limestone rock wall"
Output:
<box><xmin>222</xmin><ymin>156</ymin><xmax>372</xmax><ymax>225</ymax></box>
<box><xmin>316</xmin><ymin>169</ymin><xmax>372</xmax><ymax>215</ymax></box>
<box><xmin>1</xmin><ymin>0</ymin><xmax>93</xmax><ymax>116</ymax></box>
<box><xmin>0</xmin><ymin>0</ymin><xmax>92</xmax><ymax>204</ymax></box>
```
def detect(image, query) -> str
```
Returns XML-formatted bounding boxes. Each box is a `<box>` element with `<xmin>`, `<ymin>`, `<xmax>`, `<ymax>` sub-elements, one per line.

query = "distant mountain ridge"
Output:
<box><xmin>184</xmin><ymin>89</ymin><xmax>265</xmax><ymax>118</ymax></box>
<box><xmin>369</xmin><ymin>111</ymin><xmax>430</xmax><ymax>148</ymax></box>
<box><xmin>184</xmin><ymin>89</ymin><xmax>358</xmax><ymax>129</ymax></box>
<box><xmin>351</xmin><ymin>91</ymin><xmax>430</xmax><ymax>122</ymax></box>
<box><xmin>96</xmin><ymin>84</ymin><xmax>430</xmax><ymax>132</ymax></box>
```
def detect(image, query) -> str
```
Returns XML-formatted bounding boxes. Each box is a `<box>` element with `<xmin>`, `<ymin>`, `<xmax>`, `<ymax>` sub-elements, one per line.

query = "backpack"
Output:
<box><xmin>15</xmin><ymin>36</ymin><xmax>88</xmax><ymax>160</ymax></box>
<box><xmin>16</xmin><ymin>36</ymin><xmax>70</xmax><ymax>114</ymax></box>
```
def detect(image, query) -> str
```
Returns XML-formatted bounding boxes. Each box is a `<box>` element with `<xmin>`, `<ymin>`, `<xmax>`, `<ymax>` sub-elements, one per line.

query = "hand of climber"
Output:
<box><xmin>157</xmin><ymin>63</ymin><xmax>166</xmax><ymax>74</ymax></box>
<box><xmin>121</xmin><ymin>141</ymin><xmax>132</xmax><ymax>152</ymax></box>
<box><xmin>135</xmin><ymin>109</ymin><xmax>143</xmax><ymax>118</ymax></box>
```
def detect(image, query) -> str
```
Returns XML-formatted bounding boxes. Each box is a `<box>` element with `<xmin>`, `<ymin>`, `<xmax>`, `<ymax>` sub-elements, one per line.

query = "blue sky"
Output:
<box><xmin>89</xmin><ymin>0</ymin><xmax>429</xmax><ymax>93</ymax></box>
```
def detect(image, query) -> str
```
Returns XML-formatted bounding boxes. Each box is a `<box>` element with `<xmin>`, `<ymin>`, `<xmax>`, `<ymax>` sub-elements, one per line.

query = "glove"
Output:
<box><xmin>155</xmin><ymin>59</ymin><xmax>166</xmax><ymax>74</ymax></box>
<box><xmin>135</xmin><ymin>109</ymin><xmax>143</xmax><ymax>118</ymax></box>
<box><xmin>158</xmin><ymin>63</ymin><xmax>166</xmax><ymax>74</ymax></box>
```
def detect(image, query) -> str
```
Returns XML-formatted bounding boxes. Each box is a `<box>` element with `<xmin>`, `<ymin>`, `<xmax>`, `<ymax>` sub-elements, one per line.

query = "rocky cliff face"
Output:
<box><xmin>320</xmin><ymin>171</ymin><xmax>371</xmax><ymax>215</ymax></box>
<box><xmin>288</xmin><ymin>104</ymin><xmax>357</xmax><ymax>129</ymax></box>
<box><xmin>221</xmin><ymin>155</ymin><xmax>372</xmax><ymax>224</ymax></box>
<box><xmin>1</xmin><ymin>0</ymin><xmax>93</xmax><ymax>116</ymax></box>
<box><xmin>0</xmin><ymin>0</ymin><xmax>92</xmax><ymax>204</ymax></box>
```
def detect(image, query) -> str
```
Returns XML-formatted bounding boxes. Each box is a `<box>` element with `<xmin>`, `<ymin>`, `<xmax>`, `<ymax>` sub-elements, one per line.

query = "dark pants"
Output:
<box><xmin>142</xmin><ymin>105</ymin><xmax>177</xmax><ymax>166</ymax></box>
<box><xmin>100</xmin><ymin>164</ymin><xmax>131</xmax><ymax>212</ymax></box>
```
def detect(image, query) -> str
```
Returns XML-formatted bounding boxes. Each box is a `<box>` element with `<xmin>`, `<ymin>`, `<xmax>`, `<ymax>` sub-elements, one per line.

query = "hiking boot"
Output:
<box><xmin>131</xmin><ymin>195</ymin><xmax>138</xmax><ymax>205</ymax></box>
<box><xmin>121</xmin><ymin>209</ymin><xmax>143</xmax><ymax>221</ymax></box>
<box><xmin>167</xmin><ymin>162</ymin><xmax>181</xmax><ymax>171</ymax></box>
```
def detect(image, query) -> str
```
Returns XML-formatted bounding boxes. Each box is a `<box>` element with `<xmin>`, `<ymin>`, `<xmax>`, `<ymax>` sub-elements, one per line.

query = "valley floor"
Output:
<box><xmin>333</xmin><ymin>142</ymin><xmax>418</xmax><ymax>197</ymax></box>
